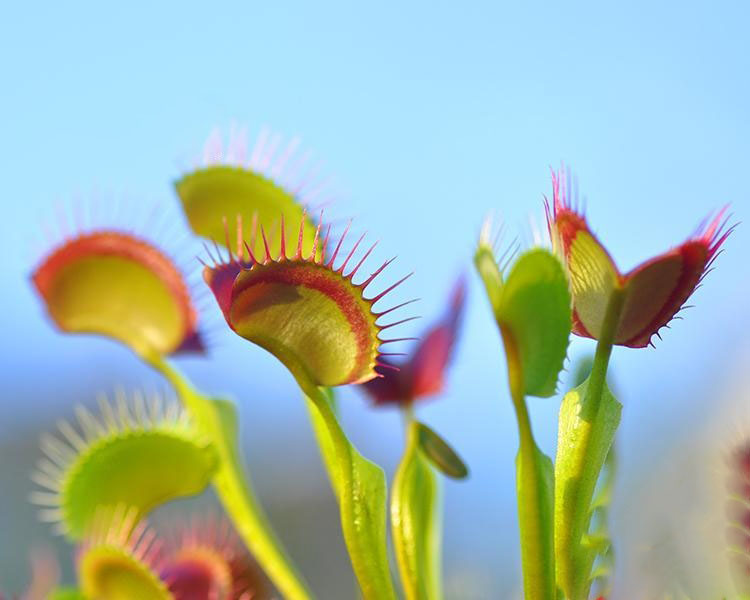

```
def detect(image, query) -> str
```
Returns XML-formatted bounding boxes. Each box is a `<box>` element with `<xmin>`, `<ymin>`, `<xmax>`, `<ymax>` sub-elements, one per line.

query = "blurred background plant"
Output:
<box><xmin>1</xmin><ymin>1</ymin><xmax>749</xmax><ymax>598</ymax></box>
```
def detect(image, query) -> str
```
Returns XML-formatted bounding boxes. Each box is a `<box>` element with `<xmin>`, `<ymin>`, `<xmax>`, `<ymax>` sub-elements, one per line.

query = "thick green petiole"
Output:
<box><xmin>391</xmin><ymin>409</ymin><xmax>443</xmax><ymax>600</ymax></box>
<box><xmin>503</xmin><ymin>330</ymin><xmax>556</xmax><ymax>600</ymax></box>
<box><xmin>554</xmin><ymin>289</ymin><xmax>625</xmax><ymax>600</ymax></box>
<box><xmin>299</xmin><ymin>377</ymin><xmax>396</xmax><ymax>600</ymax></box>
<box><xmin>144</xmin><ymin>354</ymin><xmax>313</xmax><ymax>600</ymax></box>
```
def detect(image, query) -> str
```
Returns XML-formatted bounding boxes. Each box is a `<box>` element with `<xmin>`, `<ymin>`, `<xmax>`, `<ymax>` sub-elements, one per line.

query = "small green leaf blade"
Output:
<box><xmin>496</xmin><ymin>249</ymin><xmax>572</xmax><ymax>398</ymax></box>
<box><xmin>554</xmin><ymin>376</ymin><xmax>622</xmax><ymax>600</ymax></box>
<box><xmin>391</xmin><ymin>420</ymin><xmax>442</xmax><ymax>600</ymax></box>
<box><xmin>417</xmin><ymin>422</ymin><xmax>469</xmax><ymax>480</ymax></box>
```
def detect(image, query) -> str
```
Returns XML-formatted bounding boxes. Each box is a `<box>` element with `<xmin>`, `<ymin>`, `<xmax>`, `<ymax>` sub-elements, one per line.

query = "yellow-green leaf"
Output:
<box><xmin>554</xmin><ymin>376</ymin><xmax>622</xmax><ymax>600</ymax></box>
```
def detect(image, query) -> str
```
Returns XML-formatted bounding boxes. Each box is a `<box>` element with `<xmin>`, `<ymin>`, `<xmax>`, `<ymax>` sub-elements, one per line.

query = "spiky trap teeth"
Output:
<box><xmin>202</xmin><ymin>212</ymin><xmax>415</xmax><ymax>387</ymax></box>
<box><xmin>78</xmin><ymin>509</ymin><xmax>262</xmax><ymax>600</ymax></box>
<box><xmin>159</xmin><ymin>514</ymin><xmax>265</xmax><ymax>600</ymax></box>
<box><xmin>32</xmin><ymin>390</ymin><xmax>217</xmax><ymax>539</ymax></box>
<box><xmin>31</xmin><ymin>230</ymin><xmax>204</xmax><ymax>357</ymax></box>
<box><xmin>79</xmin><ymin>506</ymin><xmax>171</xmax><ymax>600</ymax></box>
<box><xmin>545</xmin><ymin>167</ymin><xmax>735</xmax><ymax>348</ymax></box>
<box><xmin>361</xmin><ymin>276</ymin><xmax>466</xmax><ymax>406</ymax></box>
<box><xmin>175</xmin><ymin>127</ymin><xmax>325</xmax><ymax>260</ymax></box>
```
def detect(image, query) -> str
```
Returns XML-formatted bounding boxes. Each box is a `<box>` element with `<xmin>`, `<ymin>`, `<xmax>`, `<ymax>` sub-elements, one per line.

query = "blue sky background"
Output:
<box><xmin>1</xmin><ymin>1</ymin><xmax>749</xmax><ymax>597</ymax></box>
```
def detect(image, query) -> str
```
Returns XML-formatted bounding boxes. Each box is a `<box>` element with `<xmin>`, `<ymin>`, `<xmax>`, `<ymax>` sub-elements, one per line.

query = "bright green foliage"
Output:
<box><xmin>475</xmin><ymin>244</ymin><xmax>571</xmax><ymax>398</ymax></box>
<box><xmin>301</xmin><ymin>380</ymin><xmax>396</xmax><ymax>600</ymax></box>
<box><xmin>391</xmin><ymin>420</ymin><xmax>442</xmax><ymax>600</ymax></box>
<box><xmin>34</xmin><ymin>396</ymin><xmax>217</xmax><ymax>539</ymax></box>
<box><xmin>417</xmin><ymin>422</ymin><xmax>468</xmax><ymax>480</ymax></box>
<box><xmin>175</xmin><ymin>165</ymin><xmax>317</xmax><ymax>258</ymax></box>
<box><xmin>554</xmin><ymin>376</ymin><xmax>622</xmax><ymax>600</ymax></box>
<box><xmin>493</xmin><ymin>249</ymin><xmax>572</xmax><ymax>398</ymax></box>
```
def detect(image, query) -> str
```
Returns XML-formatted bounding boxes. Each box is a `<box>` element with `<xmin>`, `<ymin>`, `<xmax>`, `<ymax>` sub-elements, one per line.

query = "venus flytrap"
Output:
<box><xmin>175</xmin><ymin>128</ymin><xmax>322</xmax><ymax>259</ymax></box>
<box><xmin>31</xmin><ymin>391</ymin><xmax>217</xmax><ymax>539</ymax></box>
<box><xmin>158</xmin><ymin>512</ymin><xmax>267</xmax><ymax>599</ymax></box>
<box><xmin>74</xmin><ymin>506</ymin><xmax>262</xmax><ymax>600</ymax></box>
<box><xmin>78</xmin><ymin>506</ymin><xmax>172</xmax><ymax>600</ymax></box>
<box><xmin>30</xmin><ymin>226</ymin><xmax>310</xmax><ymax>600</ymax></box>
<box><xmin>360</xmin><ymin>277</ymin><xmax>469</xmax><ymax>600</ymax></box>
<box><xmin>547</xmin><ymin>168</ymin><xmax>734</xmax><ymax>600</ymax></box>
<box><xmin>203</xmin><ymin>212</ymin><xmax>410</xmax><ymax>599</ymax></box>
<box><xmin>175</xmin><ymin>129</ymin><xmax>354</xmax><ymax>502</ymax></box>
<box><xmin>31</xmin><ymin>230</ymin><xmax>204</xmax><ymax>358</ymax></box>
<box><xmin>474</xmin><ymin>224</ymin><xmax>572</xmax><ymax>600</ymax></box>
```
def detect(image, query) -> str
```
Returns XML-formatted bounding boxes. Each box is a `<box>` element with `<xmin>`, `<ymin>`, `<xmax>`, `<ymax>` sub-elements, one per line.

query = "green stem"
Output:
<box><xmin>583</xmin><ymin>289</ymin><xmax>624</xmax><ymax>419</ymax></box>
<box><xmin>298</xmin><ymin>376</ymin><xmax>396</xmax><ymax>600</ymax></box>
<box><xmin>556</xmin><ymin>288</ymin><xmax>625</xmax><ymax>600</ymax></box>
<box><xmin>502</xmin><ymin>329</ymin><xmax>555</xmax><ymax>600</ymax></box>
<box><xmin>144</xmin><ymin>354</ymin><xmax>312</xmax><ymax>600</ymax></box>
<box><xmin>391</xmin><ymin>407</ymin><xmax>443</xmax><ymax>600</ymax></box>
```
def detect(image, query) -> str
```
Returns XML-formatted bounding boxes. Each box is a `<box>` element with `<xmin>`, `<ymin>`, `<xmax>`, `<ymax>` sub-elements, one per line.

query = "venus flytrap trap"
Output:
<box><xmin>30</xmin><ymin>223</ymin><xmax>310</xmax><ymax>599</ymax></box>
<box><xmin>157</xmin><ymin>512</ymin><xmax>267</xmax><ymax>599</ymax></box>
<box><xmin>175</xmin><ymin>128</ymin><xmax>322</xmax><ymax>261</ymax></box>
<box><xmin>174</xmin><ymin>129</ymin><xmax>354</xmax><ymax>495</ymax></box>
<box><xmin>202</xmin><ymin>212</ymin><xmax>413</xmax><ymax>600</ymax></box>
<box><xmin>31</xmin><ymin>230</ymin><xmax>204</xmax><ymax>358</ymax></box>
<box><xmin>78</xmin><ymin>506</ymin><xmax>171</xmax><ymax>600</ymax></box>
<box><xmin>74</xmin><ymin>506</ymin><xmax>261</xmax><ymax>600</ymax></box>
<box><xmin>360</xmin><ymin>277</ymin><xmax>469</xmax><ymax>600</ymax></box>
<box><xmin>31</xmin><ymin>390</ymin><xmax>217</xmax><ymax>539</ymax></box>
<box><xmin>475</xmin><ymin>220</ymin><xmax>572</xmax><ymax>600</ymax></box>
<box><xmin>547</xmin><ymin>168</ymin><xmax>734</xmax><ymax>600</ymax></box>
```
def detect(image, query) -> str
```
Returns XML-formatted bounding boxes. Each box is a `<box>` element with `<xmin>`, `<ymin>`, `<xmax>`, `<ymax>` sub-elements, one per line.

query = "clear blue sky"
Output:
<box><xmin>1</xmin><ymin>1</ymin><xmax>748</xmax><ymax>596</ymax></box>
